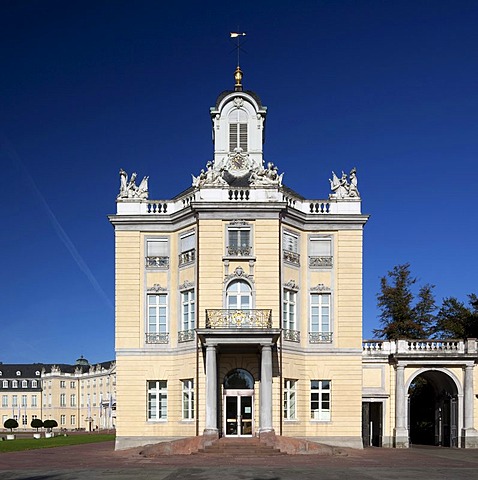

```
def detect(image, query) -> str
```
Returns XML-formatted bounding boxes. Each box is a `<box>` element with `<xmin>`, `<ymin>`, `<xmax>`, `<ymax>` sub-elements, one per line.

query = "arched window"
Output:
<box><xmin>226</xmin><ymin>280</ymin><xmax>251</xmax><ymax>310</ymax></box>
<box><xmin>229</xmin><ymin>109</ymin><xmax>247</xmax><ymax>152</ymax></box>
<box><xmin>224</xmin><ymin>369</ymin><xmax>254</xmax><ymax>390</ymax></box>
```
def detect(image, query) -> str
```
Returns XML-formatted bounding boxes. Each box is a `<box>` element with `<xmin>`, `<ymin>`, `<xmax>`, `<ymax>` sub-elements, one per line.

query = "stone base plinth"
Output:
<box><xmin>461</xmin><ymin>429</ymin><xmax>478</xmax><ymax>448</ymax></box>
<box><xmin>393</xmin><ymin>428</ymin><xmax>409</xmax><ymax>448</ymax></box>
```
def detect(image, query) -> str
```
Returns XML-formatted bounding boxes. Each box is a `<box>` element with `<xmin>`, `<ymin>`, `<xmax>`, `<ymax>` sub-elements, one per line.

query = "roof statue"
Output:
<box><xmin>118</xmin><ymin>168</ymin><xmax>149</xmax><ymax>200</ymax></box>
<box><xmin>329</xmin><ymin>168</ymin><xmax>360</xmax><ymax>199</ymax></box>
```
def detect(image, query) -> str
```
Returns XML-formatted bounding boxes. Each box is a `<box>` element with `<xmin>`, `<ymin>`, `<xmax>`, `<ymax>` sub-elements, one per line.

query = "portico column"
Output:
<box><xmin>394</xmin><ymin>364</ymin><xmax>409</xmax><ymax>447</ymax></box>
<box><xmin>463</xmin><ymin>364</ymin><xmax>474</xmax><ymax>430</ymax></box>
<box><xmin>259</xmin><ymin>343</ymin><xmax>274</xmax><ymax>433</ymax></box>
<box><xmin>461</xmin><ymin>363</ymin><xmax>478</xmax><ymax>447</ymax></box>
<box><xmin>204</xmin><ymin>345</ymin><xmax>218</xmax><ymax>435</ymax></box>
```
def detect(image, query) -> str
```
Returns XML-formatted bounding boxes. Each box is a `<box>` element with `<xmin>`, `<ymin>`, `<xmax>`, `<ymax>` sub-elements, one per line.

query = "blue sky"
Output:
<box><xmin>1</xmin><ymin>0</ymin><xmax>477</xmax><ymax>364</ymax></box>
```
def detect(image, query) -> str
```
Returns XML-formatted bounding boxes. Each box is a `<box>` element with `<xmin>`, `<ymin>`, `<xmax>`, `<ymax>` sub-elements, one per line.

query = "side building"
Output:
<box><xmin>110</xmin><ymin>68</ymin><xmax>368</xmax><ymax>450</ymax></box>
<box><xmin>0</xmin><ymin>357</ymin><xmax>116</xmax><ymax>432</ymax></box>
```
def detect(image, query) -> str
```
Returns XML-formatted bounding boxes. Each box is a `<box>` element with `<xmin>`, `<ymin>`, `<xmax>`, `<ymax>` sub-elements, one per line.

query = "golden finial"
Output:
<box><xmin>234</xmin><ymin>65</ymin><xmax>243</xmax><ymax>91</ymax></box>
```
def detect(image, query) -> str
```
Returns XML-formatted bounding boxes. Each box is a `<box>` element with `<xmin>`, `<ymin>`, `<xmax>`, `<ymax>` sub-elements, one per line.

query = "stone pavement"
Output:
<box><xmin>2</xmin><ymin>441</ymin><xmax>478</xmax><ymax>479</ymax></box>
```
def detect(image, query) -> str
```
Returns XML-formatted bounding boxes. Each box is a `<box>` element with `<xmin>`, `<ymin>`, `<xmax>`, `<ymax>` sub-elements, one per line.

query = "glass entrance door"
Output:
<box><xmin>224</xmin><ymin>392</ymin><xmax>253</xmax><ymax>437</ymax></box>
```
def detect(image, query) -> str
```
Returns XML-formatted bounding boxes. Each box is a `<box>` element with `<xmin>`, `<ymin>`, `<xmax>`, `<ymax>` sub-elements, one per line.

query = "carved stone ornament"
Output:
<box><xmin>329</xmin><ymin>168</ymin><xmax>360</xmax><ymax>199</ymax></box>
<box><xmin>225</xmin><ymin>148</ymin><xmax>252</xmax><ymax>177</ymax></box>
<box><xmin>234</xmin><ymin>97</ymin><xmax>244</xmax><ymax>108</ymax></box>
<box><xmin>283</xmin><ymin>279</ymin><xmax>299</xmax><ymax>291</ymax></box>
<box><xmin>179</xmin><ymin>279</ymin><xmax>195</xmax><ymax>290</ymax></box>
<box><xmin>310</xmin><ymin>283</ymin><xmax>331</xmax><ymax>292</ymax></box>
<box><xmin>249</xmin><ymin>161</ymin><xmax>283</xmax><ymax>187</ymax></box>
<box><xmin>192</xmin><ymin>160</ymin><xmax>228</xmax><ymax>188</ymax></box>
<box><xmin>224</xmin><ymin>266</ymin><xmax>254</xmax><ymax>284</ymax></box>
<box><xmin>118</xmin><ymin>168</ymin><xmax>149</xmax><ymax>200</ymax></box>
<box><xmin>229</xmin><ymin>219</ymin><xmax>249</xmax><ymax>226</ymax></box>
<box><xmin>147</xmin><ymin>284</ymin><xmax>167</xmax><ymax>292</ymax></box>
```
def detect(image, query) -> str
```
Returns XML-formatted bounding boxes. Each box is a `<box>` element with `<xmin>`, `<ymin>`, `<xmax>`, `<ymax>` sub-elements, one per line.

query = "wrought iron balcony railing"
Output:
<box><xmin>226</xmin><ymin>245</ymin><xmax>252</xmax><ymax>257</ymax></box>
<box><xmin>309</xmin><ymin>332</ymin><xmax>333</xmax><ymax>343</ymax></box>
<box><xmin>179</xmin><ymin>249</ymin><xmax>196</xmax><ymax>266</ymax></box>
<box><xmin>283</xmin><ymin>329</ymin><xmax>301</xmax><ymax>342</ymax></box>
<box><xmin>145</xmin><ymin>333</ymin><xmax>169</xmax><ymax>344</ymax></box>
<box><xmin>145</xmin><ymin>256</ymin><xmax>169</xmax><ymax>268</ymax></box>
<box><xmin>309</xmin><ymin>256</ymin><xmax>333</xmax><ymax>268</ymax></box>
<box><xmin>178</xmin><ymin>329</ymin><xmax>195</xmax><ymax>342</ymax></box>
<box><xmin>283</xmin><ymin>250</ymin><xmax>300</xmax><ymax>266</ymax></box>
<box><xmin>206</xmin><ymin>309</ymin><xmax>272</xmax><ymax>329</ymax></box>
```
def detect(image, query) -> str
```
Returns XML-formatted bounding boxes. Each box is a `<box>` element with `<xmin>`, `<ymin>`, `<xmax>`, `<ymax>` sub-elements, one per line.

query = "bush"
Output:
<box><xmin>4</xmin><ymin>418</ymin><xmax>19</xmax><ymax>432</ymax></box>
<box><xmin>31</xmin><ymin>418</ymin><xmax>43</xmax><ymax>432</ymax></box>
<box><xmin>43</xmin><ymin>419</ymin><xmax>58</xmax><ymax>432</ymax></box>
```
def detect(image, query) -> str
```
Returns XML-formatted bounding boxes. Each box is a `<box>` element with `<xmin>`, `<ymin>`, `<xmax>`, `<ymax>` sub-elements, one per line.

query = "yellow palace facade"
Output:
<box><xmin>110</xmin><ymin>68</ymin><xmax>368</xmax><ymax>450</ymax></box>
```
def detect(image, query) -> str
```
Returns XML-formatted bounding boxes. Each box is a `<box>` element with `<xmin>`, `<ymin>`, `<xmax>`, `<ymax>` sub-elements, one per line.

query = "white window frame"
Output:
<box><xmin>282</xmin><ymin>289</ymin><xmax>297</xmax><ymax>331</ymax></box>
<box><xmin>31</xmin><ymin>395</ymin><xmax>37</xmax><ymax>407</ymax></box>
<box><xmin>60</xmin><ymin>414</ymin><xmax>66</xmax><ymax>426</ymax></box>
<box><xmin>21</xmin><ymin>394</ymin><xmax>27</xmax><ymax>407</ymax></box>
<box><xmin>70</xmin><ymin>394</ymin><xmax>76</xmax><ymax>407</ymax></box>
<box><xmin>60</xmin><ymin>393</ymin><xmax>66</xmax><ymax>407</ymax></box>
<box><xmin>2</xmin><ymin>395</ymin><xmax>7</xmax><ymax>407</ymax></box>
<box><xmin>180</xmin><ymin>290</ymin><xmax>195</xmax><ymax>342</ymax></box>
<box><xmin>226</xmin><ymin>223</ymin><xmax>252</xmax><ymax>257</ymax></box>
<box><xmin>21</xmin><ymin>380</ymin><xmax>28</xmax><ymax>388</ymax></box>
<box><xmin>308</xmin><ymin>236</ymin><xmax>333</xmax><ymax>268</ymax></box>
<box><xmin>31</xmin><ymin>380</ymin><xmax>37</xmax><ymax>388</ymax></box>
<box><xmin>147</xmin><ymin>380</ymin><xmax>167</xmax><ymax>421</ymax></box>
<box><xmin>284</xmin><ymin>379</ymin><xmax>297</xmax><ymax>420</ymax></box>
<box><xmin>309</xmin><ymin>293</ymin><xmax>332</xmax><ymax>343</ymax></box>
<box><xmin>179</xmin><ymin>231</ymin><xmax>196</xmax><ymax>266</ymax></box>
<box><xmin>146</xmin><ymin>293</ymin><xmax>169</xmax><ymax>344</ymax></box>
<box><xmin>283</xmin><ymin>230</ymin><xmax>300</xmax><ymax>266</ymax></box>
<box><xmin>226</xmin><ymin>280</ymin><xmax>252</xmax><ymax>310</ymax></box>
<box><xmin>12</xmin><ymin>380</ymin><xmax>18</xmax><ymax>388</ymax></box>
<box><xmin>310</xmin><ymin>380</ymin><xmax>331</xmax><ymax>421</ymax></box>
<box><xmin>145</xmin><ymin>238</ymin><xmax>169</xmax><ymax>269</ymax></box>
<box><xmin>2</xmin><ymin>380</ymin><xmax>7</xmax><ymax>388</ymax></box>
<box><xmin>12</xmin><ymin>395</ymin><xmax>18</xmax><ymax>407</ymax></box>
<box><xmin>71</xmin><ymin>415</ymin><xmax>76</xmax><ymax>426</ymax></box>
<box><xmin>22</xmin><ymin>414</ymin><xmax>27</xmax><ymax>426</ymax></box>
<box><xmin>182</xmin><ymin>379</ymin><xmax>194</xmax><ymax>420</ymax></box>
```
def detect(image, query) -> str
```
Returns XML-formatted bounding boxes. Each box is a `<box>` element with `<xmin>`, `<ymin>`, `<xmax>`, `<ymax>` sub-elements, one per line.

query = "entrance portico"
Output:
<box><xmin>197</xmin><ymin>309</ymin><xmax>280</xmax><ymax>438</ymax></box>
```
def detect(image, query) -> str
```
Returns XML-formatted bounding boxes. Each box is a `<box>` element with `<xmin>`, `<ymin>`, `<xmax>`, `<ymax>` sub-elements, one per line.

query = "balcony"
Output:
<box><xmin>145</xmin><ymin>256</ymin><xmax>169</xmax><ymax>269</ymax></box>
<box><xmin>145</xmin><ymin>333</ymin><xmax>169</xmax><ymax>344</ymax></box>
<box><xmin>309</xmin><ymin>332</ymin><xmax>333</xmax><ymax>343</ymax></box>
<box><xmin>309</xmin><ymin>256</ymin><xmax>333</xmax><ymax>268</ymax></box>
<box><xmin>179</xmin><ymin>249</ymin><xmax>196</xmax><ymax>266</ymax></box>
<box><xmin>283</xmin><ymin>250</ymin><xmax>300</xmax><ymax>266</ymax></box>
<box><xmin>205</xmin><ymin>309</ymin><xmax>272</xmax><ymax>329</ymax></box>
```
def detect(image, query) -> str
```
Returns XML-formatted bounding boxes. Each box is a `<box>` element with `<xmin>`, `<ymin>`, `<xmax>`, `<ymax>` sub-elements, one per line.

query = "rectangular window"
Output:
<box><xmin>309</xmin><ymin>237</ymin><xmax>332</xmax><ymax>268</ymax></box>
<box><xmin>182</xmin><ymin>379</ymin><xmax>194</xmax><ymax>420</ymax></box>
<box><xmin>71</xmin><ymin>415</ymin><xmax>76</xmax><ymax>426</ymax></box>
<box><xmin>12</xmin><ymin>380</ymin><xmax>18</xmax><ymax>388</ymax></box>
<box><xmin>2</xmin><ymin>380</ymin><xmax>7</xmax><ymax>388</ymax></box>
<box><xmin>60</xmin><ymin>415</ymin><xmax>66</xmax><ymax>426</ymax></box>
<box><xmin>180</xmin><ymin>290</ymin><xmax>195</xmax><ymax>342</ymax></box>
<box><xmin>179</xmin><ymin>231</ymin><xmax>196</xmax><ymax>266</ymax></box>
<box><xmin>146</xmin><ymin>239</ymin><xmax>169</xmax><ymax>268</ymax></box>
<box><xmin>283</xmin><ymin>231</ymin><xmax>300</xmax><ymax>265</ymax></box>
<box><xmin>22</xmin><ymin>414</ymin><xmax>27</xmax><ymax>426</ymax></box>
<box><xmin>70</xmin><ymin>394</ymin><xmax>76</xmax><ymax>407</ymax></box>
<box><xmin>70</xmin><ymin>381</ymin><xmax>76</xmax><ymax>388</ymax></box>
<box><xmin>31</xmin><ymin>380</ymin><xmax>38</xmax><ymax>388</ymax></box>
<box><xmin>12</xmin><ymin>395</ymin><xmax>18</xmax><ymax>407</ymax></box>
<box><xmin>146</xmin><ymin>294</ymin><xmax>168</xmax><ymax>343</ymax></box>
<box><xmin>60</xmin><ymin>393</ymin><xmax>66</xmax><ymax>407</ymax></box>
<box><xmin>147</xmin><ymin>380</ymin><xmax>167</xmax><ymax>420</ymax></box>
<box><xmin>2</xmin><ymin>395</ymin><xmax>7</xmax><ymax>407</ymax></box>
<box><xmin>31</xmin><ymin>395</ymin><xmax>37</xmax><ymax>407</ymax></box>
<box><xmin>309</xmin><ymin>293</ymin><xmax>332</xmax><ymax>343</ymax></box>
<box><xmin>282</xmin><ymin>290</ymin><xmax>299</xmax><ymax>342</ymax></box>
<box><xmin>60</xmin><ymin>380</ymin><xmax>66</xmax><ymax>388</ymax></box>
<box><xmin>284</xmin><ymin>379</ymin><xmax>297</xmax><ymax>420</ymax></box>
<box><xmin>21</xmin><ymin>395</ymin><xmax>27</xmax><ymax>407</ymax></box>
<box><xmin>311</xmin><ymin>380</ymin><xmax>331</xmax><ymax>421</ymax></box>
<box><xmin>227</xmin><ymin>226</ymin><xmax>251</xmax><ymax>256</ymax></box>
<box><xmin>22</xmin><ymin>380</ymin><xmax>28</xmax><ymax>388</ymax></box>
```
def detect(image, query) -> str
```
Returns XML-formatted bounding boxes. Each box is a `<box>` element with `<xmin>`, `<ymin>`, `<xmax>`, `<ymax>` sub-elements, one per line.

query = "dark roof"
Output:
<box><xmin>214</xmin><ymin>90</ymin><xmax>264</xmax><ymax>110</ymax></box>
<box><xmin>0</xmin><ymin>361</ymin><xmax>115</xmax><ymax>378</ymax></box>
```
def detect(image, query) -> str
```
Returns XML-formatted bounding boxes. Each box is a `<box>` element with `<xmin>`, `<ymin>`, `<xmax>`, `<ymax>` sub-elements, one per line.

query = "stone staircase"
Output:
<box><xmin>196</xmin><ymin>437</ymin><xmax>286</xmax><ymax>456</ymax></box>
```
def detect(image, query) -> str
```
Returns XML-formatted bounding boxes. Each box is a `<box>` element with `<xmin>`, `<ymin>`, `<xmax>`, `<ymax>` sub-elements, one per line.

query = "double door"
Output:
<box><xmin>224</xmin><ymin>390</ymin><xmax>253</xmax><ymax>437</ymax></box>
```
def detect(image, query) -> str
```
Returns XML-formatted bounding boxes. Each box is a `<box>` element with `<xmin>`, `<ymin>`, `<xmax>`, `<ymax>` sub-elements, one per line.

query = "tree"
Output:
<box><xmin>373</xmin><ymin>264</ymin><xmax>436</xmax><ymax>339</ymax></box>
<box><xmin>433</xmin><ymin>294</ymin><xmax>478</xmax><ymax>339</ymax></box>
<box><xmin>31</xmin><ymin>418</ymin><xmax>43</xmax><ymax>432</ymax></box>
<box><xmin>4</xmin><ymin>418</ymin><xmax>18</xmax><ymax>433</ymax></box>
<box><xmin>43</xmin><ymin>419</ymin><xmax>58</xmax><ymax>433</ymax></box>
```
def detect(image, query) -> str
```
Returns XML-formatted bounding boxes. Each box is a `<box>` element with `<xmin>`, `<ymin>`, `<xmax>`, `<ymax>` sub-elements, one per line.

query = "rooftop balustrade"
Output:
<box><xmin>363</xmin><ymin>339</ymin><xmax>478</xmax><ymax>356</ymax></box>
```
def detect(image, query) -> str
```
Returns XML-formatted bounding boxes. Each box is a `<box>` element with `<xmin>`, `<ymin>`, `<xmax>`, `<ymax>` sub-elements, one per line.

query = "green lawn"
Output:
<box><xmin>0</xmin><ymin>433</ymin><xmax>115</xmax><ymax>453</ymax></box>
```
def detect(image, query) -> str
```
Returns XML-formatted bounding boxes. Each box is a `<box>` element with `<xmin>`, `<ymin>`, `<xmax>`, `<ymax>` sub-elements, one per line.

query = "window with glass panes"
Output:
<box><xmin>148</xmin><ymin>294</ymin><xmax>168</xmax><ymax>334</ymax></box>
<box><xmin>309</xmin><ymin>237</ymin><xmax>332</xmax><ymax>267</ymax></box>
<box><xmin>146</xmin><ymin>239</ymin><xmax>169</xmax><ymax>268</ymax></box>
<box><xmin>310</xmin><ymin>380</ymin><xmax>331</xmax><ymax>421</ymax></box>
<box><xmin>227</xmin><ymin>227</ymin><xmax>251</xmax><ymax>256</ymax></box>
<box><xmin>147</xmin><ymin>380</ymin><xmax>167</xmax><ymax>420</ymax></box>
<box><xmin>2</xmin><ymin>395</ymin><xmax>7</xmax><ymax>407</ymax></box>
<box><xmin>226</xmin><ymin>280</ymin><xmax>251</xmax><ymax>310</ymax></box>
<box><xmin>181</xmin><ymin>290</ymin><xmax>195</xmax><ymax>331</ymax></box>
<box><xmin>179</xmin><ymin>231</ymin><xmax>196</xmax><ymax>265</ymax></box>
<box><xmin>310</xmin><ymin>293</ymin><xmax>330</xmax><ymax>334</ymax></box>
<box><xmin>21</xmin><ymin>394</ymin><xmax>27</xmax><ymax>407</ymax></box>
<box><xmin>31</xmin><ymin>395</ymin><xmax>37</xmax><ymax>407</ymax></box>
<box><xmin>182</xmin><ymin>379</ymin><xmax>194</xmax><ymax>420</ymax></box>
<box><xmin>282</xmin><ymin>290</ymin><xmax>297</xmax><ymax>331</ymax></box>
<box><xmin>283</xmin><ymin>379</ymin><xmax>297</xmax><ymax>420</ymax></box>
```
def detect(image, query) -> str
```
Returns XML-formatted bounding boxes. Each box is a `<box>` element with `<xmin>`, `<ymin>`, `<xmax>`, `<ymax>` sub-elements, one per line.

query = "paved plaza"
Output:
<box><xmin>2</xmin><ymin>442</ymin><xmax>478</xmax><ymax>479</ymax></box>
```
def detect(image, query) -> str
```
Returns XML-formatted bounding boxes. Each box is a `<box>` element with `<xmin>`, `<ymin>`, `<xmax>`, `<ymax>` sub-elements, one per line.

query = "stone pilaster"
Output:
<box><xmin>259</xmin><ymin>343</ymin><xmax>274</xmax><ymax>433</ymax></box>
<box><xmin>204</xmin><ymin>345</ymin><xmax>218</xmax><ymax>436</ymax></box>
<box><xmin>394</xmin><ymin>364</ymin><xmax>409</xmax><ymax>447</ymax></box>
<box><xmin>461</xmin><ymin>363</ymin><xmax>478</xmax><ymax>448</ymax></box>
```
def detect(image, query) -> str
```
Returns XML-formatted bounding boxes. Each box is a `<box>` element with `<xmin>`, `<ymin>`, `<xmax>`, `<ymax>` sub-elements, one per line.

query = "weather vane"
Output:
<box><xmin>230</xmin><ymin>31</ymin><xmax>247</xmax><ymax>67</ymax></box>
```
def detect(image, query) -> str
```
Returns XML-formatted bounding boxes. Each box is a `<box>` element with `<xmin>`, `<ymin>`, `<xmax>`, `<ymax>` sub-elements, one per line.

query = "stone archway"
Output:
<box><xmin>408</xmin><ymin>370</ymin><xmax>459</xmax><ymax>447</ymax></box>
